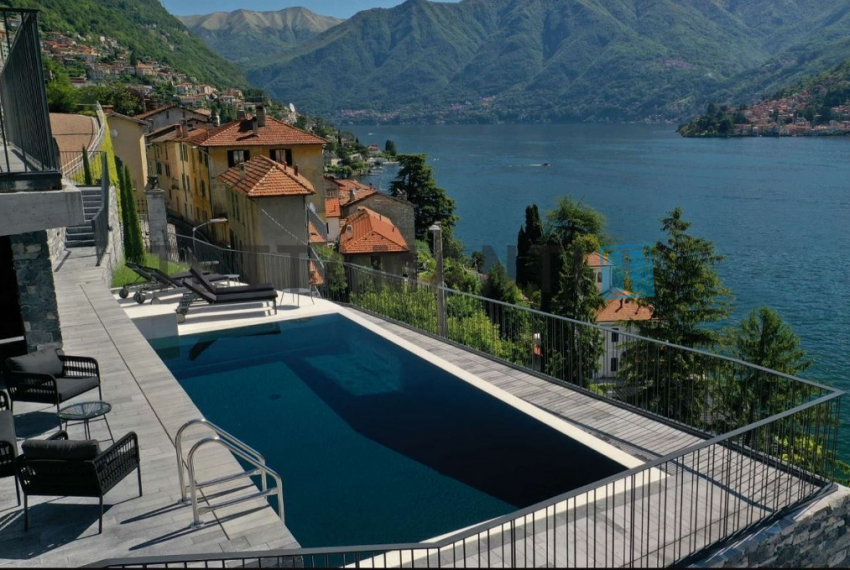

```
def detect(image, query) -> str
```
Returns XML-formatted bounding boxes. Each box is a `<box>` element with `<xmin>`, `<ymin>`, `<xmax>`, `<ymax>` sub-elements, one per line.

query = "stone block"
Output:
<box><xmin>828</xmin><ymin>550</ymin><xmax>848</xmax><ymax>567</ymax></box>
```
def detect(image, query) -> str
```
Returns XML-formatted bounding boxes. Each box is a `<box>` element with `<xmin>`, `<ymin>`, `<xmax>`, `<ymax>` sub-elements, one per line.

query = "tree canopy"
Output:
<box><xmin>389</xmin><ymin>154</ymin><xmax>458</xmax><ymax>239</ymax></box>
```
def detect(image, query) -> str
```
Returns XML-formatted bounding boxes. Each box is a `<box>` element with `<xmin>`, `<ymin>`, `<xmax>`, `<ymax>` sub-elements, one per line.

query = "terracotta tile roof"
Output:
<box><xmin>308</xmin><ymin>220</ymin><xmax>326</xmax><ymax>244</ymax></box>
<box><xmin>596</xmin><ymin>295</ymin><xmax>654</xmax><ymax>323</ymax></box>
<box><xmin>135</xmin><ymin>103</ymin><xmax>176</xmax><ymax>120</ymax></box>
<box><xmin>145</xmin><ymin>124</ymin><xmax>181</xmax><ymax>143</ymax></box>
<box><xmin>105</xmin><ymin>110</ymin><xmax>148</xmax><ymax>125</ymax></box>
<box><xmin>217</xmin><ymin>155</ymin><xmax>315</xmax><ymax>198</ymax></box>
<box><xmin>336</xmin><ymin>179</ymin><xmax>377</xmax><ymax>206</ymax></box>
<box><xmin>199</xmin><ymin>116</ymin><xmax>327</xmax><ymax>147</ymax></box>
<box><xmin>339</xmin><ymin>207</ymin><xmax>409</xmax><ymax>255</ymax></box>
<box><xmin>177</xmin><ymin>127</ymin><xmax>214</xmax><ymax>143</ymax></box>
<box><xmin>325</xmin><ymin>198</ymin><xmax>341</xmax><ymax>218</ymax></box>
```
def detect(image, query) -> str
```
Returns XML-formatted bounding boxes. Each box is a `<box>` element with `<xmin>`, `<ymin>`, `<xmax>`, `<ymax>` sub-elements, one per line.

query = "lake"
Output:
<box><xmin>350</xmin><ymin>123</ymin><xmax>850</xmax><ymax>455</ymax></box>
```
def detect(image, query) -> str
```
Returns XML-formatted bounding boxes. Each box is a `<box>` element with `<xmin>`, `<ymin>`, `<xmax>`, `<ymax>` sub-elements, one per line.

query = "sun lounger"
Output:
<box><xmin>176</xmin><ymin>278</ymin><xmax>278</xmax><ymax>323</ymax></box>
<box><xmin>120</xmin><ymin>262</ymin><xmax>229</xmax><ymax>304</ymax></box>
<box><xmin>189</xmin><ymin>266</ymin><xmax>275</xmax><ymax>295</ymax></box>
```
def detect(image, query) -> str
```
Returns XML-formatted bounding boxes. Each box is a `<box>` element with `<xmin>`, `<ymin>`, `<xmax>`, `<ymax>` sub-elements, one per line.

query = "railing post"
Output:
<box><xmin>430</xmin><ymin>223</ymin><xmax>448</xmax><ymax>338</ymax></box>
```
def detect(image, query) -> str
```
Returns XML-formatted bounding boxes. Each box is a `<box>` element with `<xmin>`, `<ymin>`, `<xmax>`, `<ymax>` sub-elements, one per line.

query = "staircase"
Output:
<box><xmin>65</xmin><ymin>187</ymin><xmax>103</xmax><ymax>248</ymax></box>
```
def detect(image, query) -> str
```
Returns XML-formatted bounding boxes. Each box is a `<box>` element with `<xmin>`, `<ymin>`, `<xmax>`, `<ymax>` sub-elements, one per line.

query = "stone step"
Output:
<box><xmin>66</xmin><ymin>225</ymin><xmax>93</xmax><ymax>235</ymax></box>
<box><xmin>65</xmin><ymin>239</ymin><xmax>95</xmax><ymax>248</ymax></box>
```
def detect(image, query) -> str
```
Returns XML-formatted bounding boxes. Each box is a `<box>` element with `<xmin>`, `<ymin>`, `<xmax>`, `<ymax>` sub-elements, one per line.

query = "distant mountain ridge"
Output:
<box><xmin>178</xmin><ymin>8</ymin><xmax>343</xmax><ymax>65</ymax></box>
<box><xmin>0</xmin><ymin>0</ymin><xmax>246</xmax><ymax>87</ymax></box>
<box><xmin>232</xmin><ymin>0</ymin><xmax>850</xmax><ymax>123</ymax></box>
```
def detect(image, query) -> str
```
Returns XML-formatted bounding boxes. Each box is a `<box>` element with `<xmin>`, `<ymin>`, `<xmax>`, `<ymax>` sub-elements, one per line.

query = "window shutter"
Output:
<box><xmin>227</xmin><ymin>150</ymin><xmax>235</xmax><ymax>167</ymax></box>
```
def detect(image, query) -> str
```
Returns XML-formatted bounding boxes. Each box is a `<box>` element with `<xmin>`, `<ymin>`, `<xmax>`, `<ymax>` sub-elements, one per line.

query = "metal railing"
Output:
<box><xmin>91</xmin><ymin>153</ymin><xmax>110</xmax><ymax>264</ymax></box>
<box><xmin>175</xmin><ymin>418</ymin><xmax>285</xmax><ymax>529</ymax></box>
<box><xmin>96</xmin><ymin>245</ymin><xmax>844</xmax><ymax>568</ymax></box>
<box><xmin>58</xmin><ymin>102</ymin><xmax>107</xmax><ymax>185</ymax></box>
<box><xmin>308</xmin><ymin>206</ymin><xmax>329</xmax><ymax>241</ymax></box>
<box><xmin>60</xmin><ymin>150</ymin><xmax>107</xmax><ymax>186</ymax></box>
<box><xmin>0</xmin><ymin>9</ymin><xmax>60</xmax><ymax>186</ymax></box>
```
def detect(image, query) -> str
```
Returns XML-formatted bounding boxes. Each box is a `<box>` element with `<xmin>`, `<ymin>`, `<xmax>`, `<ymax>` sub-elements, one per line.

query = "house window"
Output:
<box><xmin>597</xmin><ymin>272</ymin><xmax>602</xmax><ymax>283</ymax></box>
<box><xmin>610</xmin><ymin>357</ymin><xmax>619</xmax><ymax>373</ymax></box>
<box><xmin>156</xmin><ymin>162</ymin><xmax>162</xmax><ymax>175</ymax></box>
<box><xmin>181</xmin><ymin>144</ymin><xmax>188</xmax><ymax>162</ymax></box>
<box><xmin>227</xmin><ymin>149</ymin><xmax>249</xmax><ymax>167</ymax></box>
<box><xmin>200</xmin><ymin>179</ymin><xmax>206</xmax><ymax>198</ymax></box>
<box><xmin>370</xmin><ymin>255</ymin><xmax>382</xmax><ymax>270</ymax></box>
<box><xmin>164</xmin><ymin>164</ymin><xmax>171</xmax><ymax>177</ymax></box>
<box><xmin>611</xmin><ymin>328</ymin><xmax>619</xmax><ymax>344</ymax></box>
<box><xmin>270</xmin><ymin>148</ymin><xmax>292</xmax><ymax>166</ymax></box>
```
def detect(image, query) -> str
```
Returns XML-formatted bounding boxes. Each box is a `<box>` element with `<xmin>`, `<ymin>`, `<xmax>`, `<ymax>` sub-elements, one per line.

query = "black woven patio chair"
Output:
<box><xmin>17</xmin><ymin>430</ymin><xmax>141</xmax><ymax>533</ymax></box>
<box><xmin>4</xmin><ymin>348</ymin><xmax>102</xmax><ymax>421</ymax></box>
<box><xmin>0</xmin><ymin>391</ymin><xmax>19</xmax><ymax>506</ymax></box>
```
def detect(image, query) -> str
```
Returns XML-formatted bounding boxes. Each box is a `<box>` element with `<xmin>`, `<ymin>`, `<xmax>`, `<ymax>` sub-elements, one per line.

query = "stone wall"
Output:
<box><xmin>46</xmin><ymin>227</ymin><xmax>65</xmax><ymax>268</ymax></box>
<box><xmin>693</xmin><ymin>484</ymin><xmax>850</xmax><ymax>568</ymax></box>
<box><xmin>101</xmin><ymin>183</ymin><xmax>123</xmax><ymax>287</ymax></box>
<box><xmin>10</xmin><ymin>231</ymin><xmax>62</xmax><ymax>351</ymax></box>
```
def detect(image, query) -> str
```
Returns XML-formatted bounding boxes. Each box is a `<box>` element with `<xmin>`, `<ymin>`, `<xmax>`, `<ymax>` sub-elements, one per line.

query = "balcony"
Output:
<box><xmin>0</xmin><ymin>8</ymin><xmax>83</xmax><ymax>236</ymax></box>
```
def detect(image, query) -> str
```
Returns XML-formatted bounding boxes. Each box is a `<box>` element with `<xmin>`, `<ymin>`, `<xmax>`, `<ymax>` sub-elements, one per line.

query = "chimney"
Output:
<box><xmin>294</xmin><ymin>164</ymin><xmax>299</xmax><ymax>177</ymax></box>
<box><xmin>349</xmin><ymin>188</ymin><xmax>356</xmax><ymax>202</ymax></box>
<box><xmin>237</xmin><ymin>108</ymin><xmax>246</xmax><ymax>121</ymax></box>
<box><xmin>212</xmin><ymin>112</ymin><xmax>220</xmax><ymax>127</ymax></box>
<box><xmin>239</xmin><ymin>162</ymin><xmax>245</xmax><ymax>182</ymax></box>
<box><xmin>252</xmin><ymin>117</ymin><xmax>259</xmax><ymax>137</ymax></box>
<box><xmin>179</xmin><ymin>120</ymin><xmax>186</xmax><ymax>138</ymax></box>
<box><xmin>257</xmin><ymin>104</ymin><xmax>266</xmax><ymax>127</ymax></box>
<box><xmin>345</xmin><ymin>224</ymin><xmax>353</xmax><ymax>239</ymax></box>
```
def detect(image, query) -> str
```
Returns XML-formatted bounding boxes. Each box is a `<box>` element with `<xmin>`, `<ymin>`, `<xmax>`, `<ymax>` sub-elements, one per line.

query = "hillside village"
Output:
<box><xmin>42</xmin><ymin>31</ymin><xmax>251</xmax><ymax>111</ymax></box>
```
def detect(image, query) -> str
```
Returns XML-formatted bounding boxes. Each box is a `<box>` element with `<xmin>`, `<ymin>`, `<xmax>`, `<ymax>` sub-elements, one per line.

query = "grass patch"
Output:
<box><xmin>112</xmin><ymin>254</ymin><xmax>190</xmax><ymax>288</ymax></box>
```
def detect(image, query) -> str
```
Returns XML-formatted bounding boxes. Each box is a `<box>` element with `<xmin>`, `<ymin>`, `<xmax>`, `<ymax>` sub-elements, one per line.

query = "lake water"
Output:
<box><xmin>351</xmin><ymin>123</ymin><xmax>850</xmax><ymax>455</ymax></box>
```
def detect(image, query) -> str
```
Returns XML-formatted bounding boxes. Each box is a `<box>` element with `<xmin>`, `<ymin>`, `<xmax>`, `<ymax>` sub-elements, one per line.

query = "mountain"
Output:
<box><xmin>0</xmin><ymin>0</ymin><xmax>245</xmax><ymax>87</ymax></box>
<box><xmin>178</xmin><ymin>8</ymin><xmax>343</xmax><ymax>65</ymax></box>
<box><xmin>243</xmin><ymin>0</ymin><xmax>850</xmax><ymax>123</ymax></box>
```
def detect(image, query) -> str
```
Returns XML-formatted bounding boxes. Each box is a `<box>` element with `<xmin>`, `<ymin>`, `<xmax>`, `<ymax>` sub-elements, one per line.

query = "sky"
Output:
<box><xmin>161</xmin><ymin>0</ymin><xmax>460</xmax><ymax>19</ymax></box>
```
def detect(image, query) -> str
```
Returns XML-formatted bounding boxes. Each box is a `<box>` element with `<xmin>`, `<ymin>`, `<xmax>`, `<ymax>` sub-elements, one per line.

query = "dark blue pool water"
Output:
<box><xmin>151</xmin><ymin>314</ymin><xmax>626</xmax><ymax>547</ymax></box>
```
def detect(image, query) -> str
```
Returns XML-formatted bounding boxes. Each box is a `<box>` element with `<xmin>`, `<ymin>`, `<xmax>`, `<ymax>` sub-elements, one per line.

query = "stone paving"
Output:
<box><xmin>0</xmin><ymin>248</ymin><xmax>297</xmax><ymax>567</ymax></box>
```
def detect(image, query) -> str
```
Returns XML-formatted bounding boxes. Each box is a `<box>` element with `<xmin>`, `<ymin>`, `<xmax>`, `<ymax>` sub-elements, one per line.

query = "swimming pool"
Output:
<box><xmin>151</xmin><ymin>313</ymin><xmax>629</xmax><ymax>547</ymax></box>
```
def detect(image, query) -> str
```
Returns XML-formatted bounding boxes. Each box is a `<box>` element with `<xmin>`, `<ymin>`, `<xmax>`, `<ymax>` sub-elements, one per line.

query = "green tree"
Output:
<box><xmin>637</xmin><ymin>207</ymin><xmax>732</xmax><ymax>347</ymax></box>
<box><xmin>385</xmin><ymin>139</ymin><xmax>397</xmax><ymax>156</ymax></box>
<box><xmin>120</xmin><ymin>165</ymin><xmax>145</xmax><ymax>264</ymax></box>
<box><xmin>516</xmin><ymin>204</ymin><xmax>544</xmax><ymax>289</ymax></box>
<box><xmin>544</xmin><ymin>235</ymin><xmax>605</xmax><ymax>384</ymax></box>
<box><xmin>389</xmin><ymin>154</ymin><xmax>457</xmax><ymax>239</ymax></box>
<box><xmin>621</xmin><ymin>207</ymin><xmax>732</xmax><ymax>425</ymax></box>
<box><xmin>82</xmin><ymin>147</ymin><xmax>93</xmax><ymax>186</ymax></box>
<box><xmin>483</xmin><ymin>260</ymin><xmax>519</xmax><ymax>305</ymax></box>
<box><xmin>313</xmin><ymin>245</ymin><xmax>347</xmax><ymax>298</ymax></box>
<box><xmin>469</xmin><ymin>250</ymin><xmax>485</xmax><ymax>272</ymax></box>
<box><xmin>540</xmin><ymin>196</ymin><xmax>608</xmax><ymax>312</ymax></box>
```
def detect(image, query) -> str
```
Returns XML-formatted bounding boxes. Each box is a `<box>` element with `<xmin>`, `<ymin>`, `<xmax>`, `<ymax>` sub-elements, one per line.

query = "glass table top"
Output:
<box><xmin>57</xmin><ymin>401</ymin><xmax>112</xmax><ymax>421</ymax></box>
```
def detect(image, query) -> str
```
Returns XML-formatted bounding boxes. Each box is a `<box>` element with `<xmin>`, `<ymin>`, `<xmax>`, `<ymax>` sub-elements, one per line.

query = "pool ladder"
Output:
<box><xmin>175</xmin><ymin>418</ymin><xmax>285</xmax><ymax>529</ymax></box>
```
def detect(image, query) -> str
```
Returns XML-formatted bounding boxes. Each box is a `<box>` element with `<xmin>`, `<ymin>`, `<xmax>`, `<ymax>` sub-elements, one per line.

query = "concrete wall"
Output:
<box><xmin>342</xmin><ymin>193</ymin><xmax>415</xmax><ymax>251</ymax></box>
<box><xmin>693</xmin><ymin>484</ymin><xmax>850</xmax><ymax>568</ymax></box>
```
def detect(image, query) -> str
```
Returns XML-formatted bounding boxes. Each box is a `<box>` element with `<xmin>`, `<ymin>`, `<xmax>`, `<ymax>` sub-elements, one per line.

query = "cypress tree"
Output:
<box><xmin>82</xmin><ymin>147</ymin><xmax>93</xmax><ymax>185</ymax></box>
<box><xmin>121</xmin><ymin>166</ymin><xmax>145</xmax><ymax>263</ymax></box>
<box><xmin>516</xmin><ymin>204</ymin><xmax>544</xmax><ymax>288</ymax></box>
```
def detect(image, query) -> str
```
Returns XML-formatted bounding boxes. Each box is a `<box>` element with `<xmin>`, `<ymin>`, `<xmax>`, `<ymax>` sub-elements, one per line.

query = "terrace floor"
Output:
<box><xmin>0</xmin><ymin>248</ymin><xmax>819</xmax><ymax>567</ymax></box>
<box><xmin>0</xmin><ymin>248</ymin><xmax>298</xmax><ymax>567</ymax></box>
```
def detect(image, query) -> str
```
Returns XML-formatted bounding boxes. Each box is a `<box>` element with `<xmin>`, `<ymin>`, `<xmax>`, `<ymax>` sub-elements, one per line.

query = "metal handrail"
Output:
<box><xmin>175</xmin><ymin>418</ymin><xmax>268</xmax><ymax>504</ymax></box>
<box><xmin>186</xmin><ymin>436</ymin><xmax>285</xmax><ymax>529</ymax></box>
